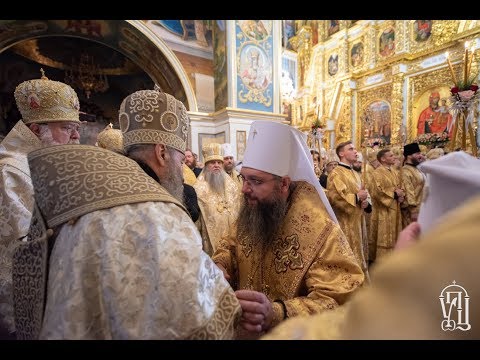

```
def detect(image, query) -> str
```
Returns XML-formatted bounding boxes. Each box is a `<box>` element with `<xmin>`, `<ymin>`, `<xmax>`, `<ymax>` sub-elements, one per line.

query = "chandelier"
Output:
<box><xmin>65</xmin><ymin>53</ymin><xmax>109</xmax><ymax>99</ymax></box>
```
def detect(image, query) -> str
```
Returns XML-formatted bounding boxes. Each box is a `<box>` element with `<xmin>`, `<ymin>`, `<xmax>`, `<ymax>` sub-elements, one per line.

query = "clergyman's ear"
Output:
<box><xmin>29</xmin><ymin>123</ymin><xmax>41</xmax><ymax>136</ymax></box>
<box><xmin>280</xmin><ymin>176</ymin><xmax>291</xmax><ymax>194</ymax></box>
<box><xmin>154</xmin><ymin>143</ymin><xmax>167</xmax><ymax>167</ymax></box>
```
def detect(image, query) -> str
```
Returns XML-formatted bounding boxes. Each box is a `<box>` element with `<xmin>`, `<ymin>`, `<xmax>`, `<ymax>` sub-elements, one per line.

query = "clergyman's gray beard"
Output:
<box><xmin>237</xmin><ymin>191</ymin><xmax>288</xmax><ymax>245</ymax></box>
<box><xmin>159</xmin><ymin>157</ymin><xmax>184</xmax><ymax>204</ymax></box>
<box><xmin>204</xmin><ymin>168</ymin><xmax>226</xmax><ymax>194</ymax></box>
<box><xmin>38</xmin><ymin>127</ymin><xmax>80</xmax><ymax>146</ymax></box>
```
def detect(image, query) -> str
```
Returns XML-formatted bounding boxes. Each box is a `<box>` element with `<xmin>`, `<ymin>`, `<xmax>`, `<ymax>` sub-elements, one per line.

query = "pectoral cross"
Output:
<box><xmin>252</xmin><ymin>129</ymin><xmax>258</xmax><ymax>139</ymax></box>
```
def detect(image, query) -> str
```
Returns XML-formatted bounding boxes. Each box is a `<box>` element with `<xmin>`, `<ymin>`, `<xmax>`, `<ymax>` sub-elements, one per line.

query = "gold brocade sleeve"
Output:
<box><xmin>264</xmin><ymin>196</ymin><xmax>480</xmax><ymax>340</ymax></box>
<box><xmin>211</xmin><ymin>227</ymin><xmax>237</xmax><ymax>284</ymax></box>
<box><xmin>372</xmin><ymin>167</ymin><xmax>398</xmax><ymax>209</ymax></box>
<box><xmin>327</xmin><ymin>169</ymin><xmax>358</xmax><ymax>213</ymax></box>
<box><xmin>401</xmin><ymin>166</ymin><xmax>423</xmax><ymax>209</ymax></box>
<box><xmin>278</xmin><ymin>225</ymin><xmax>364</xmax><ymax>320</ymax></box>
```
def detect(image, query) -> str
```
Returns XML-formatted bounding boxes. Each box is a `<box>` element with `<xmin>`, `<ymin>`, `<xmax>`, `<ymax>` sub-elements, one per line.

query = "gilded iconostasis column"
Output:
<box><xmin>335</xmin><ymin>81</ymin><xmax>353</xmax><ymax>146</ymax></box>
<box><xmin>391</xmin><ymin>64</ymin><xmax>407</xmax><ymax>146</ymax></box>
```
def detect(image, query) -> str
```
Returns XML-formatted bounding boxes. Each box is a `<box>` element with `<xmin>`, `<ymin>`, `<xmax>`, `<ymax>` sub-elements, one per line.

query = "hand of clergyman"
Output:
<box><xmin>235</xmin><ymin>289</ymin><xmax>273</xmax><ymax>333</ymax></box>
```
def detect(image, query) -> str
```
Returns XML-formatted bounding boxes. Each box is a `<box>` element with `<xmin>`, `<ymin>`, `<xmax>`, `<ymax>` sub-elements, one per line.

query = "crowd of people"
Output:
<box><xmin>1</xmin><ymin>72</ymin><xmax>479</xmax><ymax>340</ymax></box>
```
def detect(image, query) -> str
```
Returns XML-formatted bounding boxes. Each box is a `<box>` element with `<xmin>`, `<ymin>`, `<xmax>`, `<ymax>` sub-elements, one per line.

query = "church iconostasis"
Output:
<box><xmin>287</xmin><ymin>20</ymin><xmax>480</xmax><ymax>149</ymax></box>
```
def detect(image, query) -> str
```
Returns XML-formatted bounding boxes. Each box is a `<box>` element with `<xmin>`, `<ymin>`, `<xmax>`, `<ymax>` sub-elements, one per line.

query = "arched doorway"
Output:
<box><xmin>0</xmin><ymin>20</ymin><xmax>196</xmax><ymax>143</ymax></box>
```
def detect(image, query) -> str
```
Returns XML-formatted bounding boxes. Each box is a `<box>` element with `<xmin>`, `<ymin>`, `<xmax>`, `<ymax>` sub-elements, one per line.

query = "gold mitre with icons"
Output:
<box><xmin>202</xmin><ymin>142</ymin><xmax>224</xmax><ymax>164</ymax></box>
<box><xmin>96</xmin><ymin>123</ymin><xmax>124</xmax><ymax>154</ymax></box>
<box><xmin>14</xmin><ymin>68</ymin><xmax>80</xmax><ymax>125</ymax></box>
<box><xmin>119</xmin><ymin>86</ymin><xmax>189</xmax><ymax>154</ymax></box>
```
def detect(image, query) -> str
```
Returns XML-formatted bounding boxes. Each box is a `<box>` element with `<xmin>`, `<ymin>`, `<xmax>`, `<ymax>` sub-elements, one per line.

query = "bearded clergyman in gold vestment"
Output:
<box><xmin>263</xmin><ymin>153</ymin><xmax>480</xmax><ymax>340</ymax></box>
<box><xmin>371</xmin><ymin>148</ymin><xmax>405</xmax><ymax>261</ymax></box>
<box><xmin>194</xmin><ymin>143</ymin><xmax>241</xmax><ymax>256</ymax></box>
<box><xmin>327</xmin><ymin>141</ymin><xmax>370</xmax><ymax>280</ymax></box>
<box><xmin>212</xmin><ymin>121</ymin><xmax>364</xmax><ymax>339</ymax></box>
<box><xmin>400</xmin><ymin>143</ymin><xmax>425</xmax><ymax>228</ymax></box>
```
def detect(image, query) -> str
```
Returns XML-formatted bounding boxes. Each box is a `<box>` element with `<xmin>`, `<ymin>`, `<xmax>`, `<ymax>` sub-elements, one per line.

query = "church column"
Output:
<box><xmin>391</xmin><ymin>64</ymin><xmax>407</xmax><ymax>146</ymax></box>
<box><xmin>190</xmin><ymin>20</ymin><xmax>285</xmax><ymax>164</ymax></box>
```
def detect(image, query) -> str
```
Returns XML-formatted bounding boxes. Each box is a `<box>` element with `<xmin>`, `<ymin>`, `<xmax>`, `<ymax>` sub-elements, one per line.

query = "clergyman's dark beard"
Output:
<box><xmin>237</xmin><ymin>190</ymin><xmax>288</xmax><ymax>245</ymax></box>
<box><xmin>224</xmin><ymin>163</ymin><xmax>234</xmax><ymax>173</ymax></box>
<box><xmin>409</xmin><ymin>157</ymin><xmax>420</xmax><ymax>166</ymax></box>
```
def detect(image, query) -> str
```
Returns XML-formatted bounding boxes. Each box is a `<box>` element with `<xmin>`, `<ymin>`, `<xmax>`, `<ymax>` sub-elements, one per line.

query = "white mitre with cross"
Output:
<box><xmin>418</xmin><ymin>151</ymin><xmax>480</xmax><ymax>233</ymax></box>
<box><xmin>242</xmin><ymin>120</ymin><xmax>338</xmax><ymax>223</ymax></box>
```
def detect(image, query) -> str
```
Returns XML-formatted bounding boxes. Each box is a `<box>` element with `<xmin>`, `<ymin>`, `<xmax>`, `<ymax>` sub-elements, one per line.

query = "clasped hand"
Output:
<box><xmin>235</xmin><ymin>289</ymin><xmax>273</xmax><ymax>333</ymax></box>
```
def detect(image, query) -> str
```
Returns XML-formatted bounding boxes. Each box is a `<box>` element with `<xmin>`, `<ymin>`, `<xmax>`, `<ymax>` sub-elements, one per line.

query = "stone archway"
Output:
<box><xmin>0</xmin><ymin>20</ymin><xmax>196</xmax><ymax>110</ymax></box>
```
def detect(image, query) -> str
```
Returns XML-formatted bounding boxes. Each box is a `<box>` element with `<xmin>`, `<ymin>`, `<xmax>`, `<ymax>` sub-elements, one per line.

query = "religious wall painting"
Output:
<box><xmin>236</xmin><ymin>39</ymin><xmax>274</xmax><ymax>111</ymax></box>
<box><xmin>413</xmin><ymin>86</ymin><xmax>452</xmax><ymax>138</ymax></box>
<box><xmin>238</xmin><ymin>20</ymin><xmax>271</xmax><ymax>42</ymax></box>
<box><xmin>238</xmin><ymin>44</ymin><xmax>272</xmax><ymax>91</ymax></box>
<box><xmin>236</xmin><ymin>130</ymin><xmax>247</xmax><ymax>161</ymax></box>
<box><xmin>413</xmin><ymin>20</ymin><xmax>432</xmax><ymax>42</ymax></box>
<box><xmin>283</xmin><ymin>20</ymin><xmax>295</xmax><ymax>50</ymax></box>
<box><xmin>327</xmin><ymin>20</ymin><xmax>340</xmax><ymax>37</ymax></box>
<box><xmin>361</xmin><ymin>100</ymin><xmax>392</xmax><ymax>145</ymax></box>
<box><xmin>379</xmin><ymin>27</ymin><xmax>395</xmax><ymax>57</ymax></box>
<box><xmin>152</xmin><ymin>20</ymin><xmax>213</xmax><ymax>48</ymax></box>
<box><xmin>328</xmin><ymin>54</ymin><xmax>339</xmax><ymax>76</ymax></box>
<box><xmin>350</xmin><ymin>42</ymin><xmax>364</xmax><ymax>68</ymax></box>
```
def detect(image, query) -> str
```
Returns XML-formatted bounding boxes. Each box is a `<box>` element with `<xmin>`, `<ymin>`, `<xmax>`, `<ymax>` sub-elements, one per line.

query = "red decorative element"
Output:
<box><xmin>470</xmin><ymin>84</ymin><xmax>479</xmax><ymax>92</ymax></box>
<box><xmin>451</xmin><ymin>86</ymin><xmax>459</xmax><ymax>94</ymax></box>
<box><xmin>28</xmin><ymin>94</ymin><xmax>40</xmax><ymax>109</ymax></box>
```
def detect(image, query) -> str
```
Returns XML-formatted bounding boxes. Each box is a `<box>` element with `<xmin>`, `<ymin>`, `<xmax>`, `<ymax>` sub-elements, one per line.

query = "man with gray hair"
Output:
<box><xmin>194</xmin><ymin>143</ymin><xmax>241</xmax><ymax>255</ymax></box>
<box><xmin>12</xmin><ymin>88</ymin><xmax>241</xmax><ymax>340</ymax></box>
<box><xmin>1</xmin><ymin>70</ymin><xmax>81</xmax><ymax>338</ymax></box>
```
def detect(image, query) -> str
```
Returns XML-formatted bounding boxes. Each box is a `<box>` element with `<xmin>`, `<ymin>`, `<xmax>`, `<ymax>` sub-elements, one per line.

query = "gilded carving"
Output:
<box><xmin>431</xmin><ymin>20</ymin><xmax>458</xmax><ymax>47</ymax></box>
<box><xmin>394</xmin><ymin>20</ymin><xmax>406</xmax><ymax>53</ymax></box>
<box><xmin>367</xmin><ymin>24</ymin><xmax>377</xmax><ymax>70</ymax></box>
<box><xmin>391</xmin><ymin>71</ymin><xmax>405</xmax><ymax>145</ymax></box>
<box><xmin>335</xmin><ymin>87</ymin><xmax>352</xmax><ymax>146</ymax></box>
<box><xmin>342</xmin><ymin>37</ymin><xmax>349</xmax><ymax>75</ymax></box>
<box><xmin>297</xmin><ymin>26</ymin><xmax>313</xmax><ymax>88</ymax></box>
<box><xmin>356</xmin><ymin>83</ymin><xmax>393</xmax><ymax>146</ymax></box>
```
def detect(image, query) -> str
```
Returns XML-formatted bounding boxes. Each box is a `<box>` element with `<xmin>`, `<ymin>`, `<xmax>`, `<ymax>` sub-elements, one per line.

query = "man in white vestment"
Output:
<box><xmin>11</xmin><ymin>88</ymin><xmax>241</xmax><ymax>340</ymax></box>
<box><xmin>0</xmin><ymin>70</ymin><xmax>81</xmax><ymax>338</ymax></box>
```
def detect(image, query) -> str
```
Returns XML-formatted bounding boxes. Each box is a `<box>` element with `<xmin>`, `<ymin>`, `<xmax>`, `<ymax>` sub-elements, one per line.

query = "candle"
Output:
<box><xmin>445</xmin><ymin>51</ymin><xmax>458</xmax><ymax>86</ymax></box>
<box><xmin>468</xmin><ymin>46</ymin><xmax>475</xmax><ymax>82</ymax></box>
<box><xmin>464</xmin><ymin>42</ymin><xmax>469</xmax><ymax>85</ymax></box>
<box><xmin>362</xmin><ymin>147</ymin><xmax>367</xmax><ymax>186</ymax></box>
